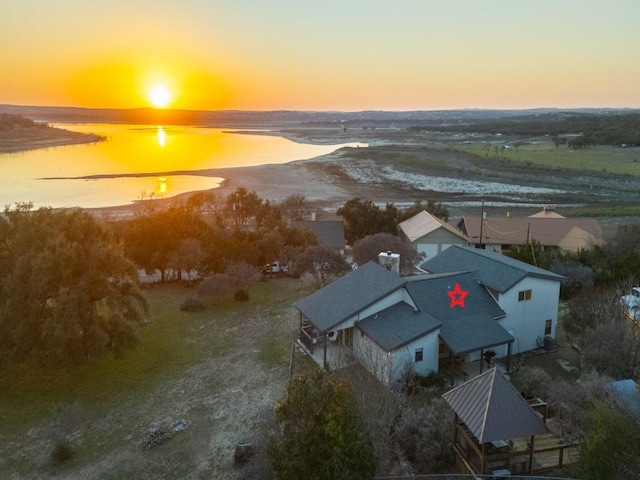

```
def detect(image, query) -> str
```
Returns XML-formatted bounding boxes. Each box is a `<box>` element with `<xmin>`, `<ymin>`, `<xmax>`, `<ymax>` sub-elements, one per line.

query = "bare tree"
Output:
<box><xmin>198</xmin><ymin>273</ymin><xmax>232</xmax><ymax>304</ymax></box>
<box><xmin>582</xmin><ymin>318</ymin><xmax>640</xmax><ymax>379</ymax></box>
<box><xmin>279</xmin><ymin>193</ymin><xmax>310</xmax><ymax>222</ymax></box>
<box><xmin>292</xmin><ymin>245</ymin><xmax>350</xmax><ymax>288</ymax></box>
<box><xmin>547</xmin><ymin>371</ymin><xmax>612</xmax><ymax>442</ymax></box>
<box><xmin>226</xmin><ymin>261</ymin><xmax>260</xmax><ymax>301</ymax></box>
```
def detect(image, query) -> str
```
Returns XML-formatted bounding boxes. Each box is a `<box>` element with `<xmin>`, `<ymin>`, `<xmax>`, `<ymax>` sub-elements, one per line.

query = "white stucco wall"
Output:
<box><xmin>496</xmin><ymin>276</ymin><xmax>560</xmax><ymax>356</ymax></box>
<box><xmin>414</xmin><ymin>230</ymin><xmax>467</xmax><ymax>261</ymax></box>
<box><xmin>353</xmin><ymin>325</ymin><xmax>439</xmax><ymax>385</ymax></box>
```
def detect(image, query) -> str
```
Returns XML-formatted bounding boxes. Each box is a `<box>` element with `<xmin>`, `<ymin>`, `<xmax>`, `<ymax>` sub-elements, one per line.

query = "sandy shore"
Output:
<box><xmin>85</xmin><ymin>150</ymin><xmax>355</xmax><ymax>218</ymax></box>
<box><xmin>3</xmin><ymin>125</ymin><xmax>360</xmax><ymax>217</ymax></box>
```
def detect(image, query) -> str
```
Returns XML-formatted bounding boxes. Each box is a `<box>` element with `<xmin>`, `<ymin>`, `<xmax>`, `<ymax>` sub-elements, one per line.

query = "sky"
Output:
<box><xmin>1</xmin><ymin>0</ymin><xmax>639</xmax><ymax>111</ymax></box>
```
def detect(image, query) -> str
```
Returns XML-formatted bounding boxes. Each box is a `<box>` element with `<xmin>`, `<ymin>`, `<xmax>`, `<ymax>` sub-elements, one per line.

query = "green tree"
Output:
<box><xmin>225</xmin><ymin>187</ymin><xmax>262</xmax><ymax>228</ymax></box>
<box><xmin>123</xmin><ymin>206</ymin><xmax>210</xmax><ymax>281</ymax></box>
<box><xmin>352</xmin><ymin>232</ymin><xmax>424</xmax><ymax>275</ymax></box>
<box><xmin>579</xmin><ymin>403</ymin><xmax>640</xmax><ymax>480</ymax></box>
<box><xmin>337</xmin><ymin>198</ymin><xmax>399</xmax><ymax>245</ymax></box>
<box><xmin>268</xmin><ymin>370</ymin><xmax>376</xmax><ymax>480</ymax></box>
<box><xmin>503</xmin><ymin>239</ymin><xmax>551</xmax><ymax>269</ymax></box>
<box><xmin>399</xmin><ymin>200</ymin><xmax>450</xmax><ymax>222</ymax></box>
<box><xmin>0</xmin><ymin>206</ymin><xmax>147</xmax><ymax>365</ymax></box>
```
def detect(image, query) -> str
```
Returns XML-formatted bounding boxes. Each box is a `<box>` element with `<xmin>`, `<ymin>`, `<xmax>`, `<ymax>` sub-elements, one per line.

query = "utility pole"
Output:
<box><xmin>479</xmin><ymin>199</ymin><xmax>485</xmax><ymax>249</ymax></box>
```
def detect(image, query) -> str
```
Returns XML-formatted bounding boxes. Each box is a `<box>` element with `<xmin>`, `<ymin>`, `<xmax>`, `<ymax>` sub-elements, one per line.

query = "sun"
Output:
<box><xmin>148</xmin><ymin>84</ymin><xmax>171</xmax><ymax>108</ymax></box>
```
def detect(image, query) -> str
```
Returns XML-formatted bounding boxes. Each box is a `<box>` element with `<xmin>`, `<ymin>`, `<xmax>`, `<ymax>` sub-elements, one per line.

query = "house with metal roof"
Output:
<box><xmin>398</xmin><ymin>210</ymin><xmax>468</xmax><ymax>260</ymax></box>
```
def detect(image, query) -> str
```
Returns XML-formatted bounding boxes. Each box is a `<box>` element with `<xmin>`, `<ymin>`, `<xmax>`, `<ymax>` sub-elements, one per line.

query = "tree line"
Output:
<box><xmin>0</xmin><ymin>191</ymin><xmax>443</xmax><ymax>367</ymax></box>
<box><xmin>409</xmin><ymin>112</ymin><xmax>640</xmax><ymax>148</ymax></box>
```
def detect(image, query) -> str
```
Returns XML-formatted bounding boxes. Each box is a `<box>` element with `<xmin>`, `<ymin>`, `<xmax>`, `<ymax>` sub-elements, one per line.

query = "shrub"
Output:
<box><xmin>51</xmin><ymin>440</ymin><xmax>74</xmax><ymax>464</ymax></box>
<box><xmin>180</xmin><ymin>296</ymin><xmax>204</xmax><ymax>312</ymax></box>
<box><xmin>406</xmin><ymin>372</ymin><xmax>446</xmax><ymax>393</ymax></box>
<box><xmin>516</xmin><ymin>366</ymin><xmax>552</xmax><ymax>400</ymax></box>
<box><xmin>233</xmin><ymin>289</ymin><xmax>249</xmax><ymax>301</ymax></box>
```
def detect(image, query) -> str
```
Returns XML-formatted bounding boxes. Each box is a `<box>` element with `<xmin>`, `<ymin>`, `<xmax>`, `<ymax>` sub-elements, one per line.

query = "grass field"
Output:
<box><xmin>460</xmin><ymin>141</ymin><xmax>640</xmax><ymax>176</ymax></box>
<box><xmin>0</xmin><ymin>277</ymin><xmax>306</xmax><ymax>479</ymax></box>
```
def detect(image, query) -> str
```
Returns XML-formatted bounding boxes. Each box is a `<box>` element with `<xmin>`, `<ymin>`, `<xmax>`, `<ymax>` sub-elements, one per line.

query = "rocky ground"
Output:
<box><xmin>1</xmin><ymin>279</ymin><xmax>314</xmax><ymax>480</ymax></box>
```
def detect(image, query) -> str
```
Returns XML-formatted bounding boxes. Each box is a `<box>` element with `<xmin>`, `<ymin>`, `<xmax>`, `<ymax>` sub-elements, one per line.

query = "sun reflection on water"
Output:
<box><xmin>158</xmin><ymin>176</ymin><xmax>168</xmax><ymax>195</ymax></box>
<box><xmin>156</xmin><ymin>126</ymin><xmax>166</xmax><ymax>147</ymax></box>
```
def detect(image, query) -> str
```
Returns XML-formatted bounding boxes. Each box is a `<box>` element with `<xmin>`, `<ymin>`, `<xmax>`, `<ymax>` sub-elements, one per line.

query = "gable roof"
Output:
<box><xmin>458</xmin><ymin>216</ymin><xmax>603</xmax><ymax>250</ymax></box>
<box><xmin>442</xmin><ymin>367</ymin><xmax>551</xmax><ymax>443</ymax></box>
<box><xmin>398</xmin><ymin>210</ymin><xmax>467</xmax><ymax>243</ymax></box>
<box><xmin>295</xmin><ymin>261</ymin><xmax>405</xmax><ymax>334</ymax></box>
<box><xmin>292</xmin><ymin>220</ymin><xmax>345</xmax><ymax>250</ymax></box>
<box><xmin>405</xmin><ymin>271</ymin><xmax>511</xmax><ymax>355</ymax></box>
<box><xmin>421</xmin><ymin>245</ymin><xmax>564</xmax><ymax>293</ymax></box>
<box><xmin>356</xmin><ymin>301</ymin><xmax>441</xmax><ymax>352</ymax></box>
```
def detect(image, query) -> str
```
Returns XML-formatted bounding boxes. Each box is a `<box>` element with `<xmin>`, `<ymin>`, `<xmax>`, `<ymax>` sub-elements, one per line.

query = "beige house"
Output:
<box><xmin>398</xmin><ymin>210</ymin><xmax>468</xmax><ymax>261</ymax></box>
<box><xmin>458</xmin><ymin>210</ymin><xmax>603</xmax><ymax>253</ymax></box>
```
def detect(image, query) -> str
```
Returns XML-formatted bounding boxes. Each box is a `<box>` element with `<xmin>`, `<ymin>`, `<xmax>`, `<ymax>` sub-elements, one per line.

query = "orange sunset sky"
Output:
<box><xmin>1</xmin><ymin>0</ymin><xmax>638</xmax><ymax>111</ymax></box>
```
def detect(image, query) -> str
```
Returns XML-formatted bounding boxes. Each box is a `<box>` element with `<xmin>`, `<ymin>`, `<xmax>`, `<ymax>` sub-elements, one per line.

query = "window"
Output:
<box><xmin>518</xmin><ymin>289</ymin><xmax>532</xmax><ymax>301</ymax></box>
<box><xmin>415</xmin><ymin>348</ymin><xmax>423</xmax><ymax>362</ymax></box>
<box><xmin>544</xmin><ymin>319</ymin><xmax>552</xmax><ymax>335</ymax></box>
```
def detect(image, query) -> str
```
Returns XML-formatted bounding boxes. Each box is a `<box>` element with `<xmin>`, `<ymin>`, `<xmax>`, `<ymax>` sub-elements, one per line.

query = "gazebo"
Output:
<box><xmin>443</xmin><ymin>368</ymin><xmax>576</xmax><ymax>476</ymax></box>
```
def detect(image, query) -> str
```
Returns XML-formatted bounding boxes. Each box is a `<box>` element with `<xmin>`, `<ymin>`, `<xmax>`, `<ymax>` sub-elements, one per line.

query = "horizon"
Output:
<box><xmin>2</xmin><ymin>1</ymin><xmax>639</xmax><ymax>111</ymax></box>
<box><xmin>4</xmin><ymin>103</ymin><xmax>639</xmax><ymax>115</ymax></box>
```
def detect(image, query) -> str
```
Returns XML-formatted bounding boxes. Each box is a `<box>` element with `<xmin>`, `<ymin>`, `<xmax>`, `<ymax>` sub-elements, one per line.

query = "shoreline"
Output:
<box><xmin>85</xmin><ymin>152</ymin><xmax>354</xmax><ymax>218</ymax></box>
<box><xmin>2</xmin><ymin>124</ymin><xmax>360</xmax><ymax>217</ymax></box>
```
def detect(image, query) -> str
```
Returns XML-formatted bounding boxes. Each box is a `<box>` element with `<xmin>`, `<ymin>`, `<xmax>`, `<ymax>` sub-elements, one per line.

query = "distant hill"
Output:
<box><xmin>0</xmin><ymin>112</ymin><xmax>104</xmax><ymax>153</ymax></box>
<box><xmin>1</xmin><ymin>104</ymin><xmax>638</xmax><ymax>128</ymax></box>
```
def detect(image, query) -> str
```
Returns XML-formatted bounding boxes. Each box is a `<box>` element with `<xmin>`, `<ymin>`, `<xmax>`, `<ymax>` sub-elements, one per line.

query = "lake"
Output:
<box><xmin>0</xmin><ymin>124</ymin><xmax>363</xmax><ymax>209</ymax></box>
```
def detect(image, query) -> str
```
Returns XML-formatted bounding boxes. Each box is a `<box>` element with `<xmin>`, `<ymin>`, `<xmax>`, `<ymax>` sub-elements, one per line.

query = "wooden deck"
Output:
<box><xmin>452</xmin><ymin>419</ymin><xmax>579</xmax><ymax>476</ymax></box>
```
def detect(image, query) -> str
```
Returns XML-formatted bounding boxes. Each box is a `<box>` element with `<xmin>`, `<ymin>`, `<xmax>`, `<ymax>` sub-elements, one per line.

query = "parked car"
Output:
<box><xmin>261</xmin><ymin>261</ymin><xmax>289</xmax><ymax>276</ymax></box>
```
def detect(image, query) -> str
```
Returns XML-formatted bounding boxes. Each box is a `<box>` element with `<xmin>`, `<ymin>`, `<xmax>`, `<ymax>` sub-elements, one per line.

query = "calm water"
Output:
<box><xmin>0</xmin><ymin>124</ymin><xmax>363</xmax><ymax>209</ymax></box>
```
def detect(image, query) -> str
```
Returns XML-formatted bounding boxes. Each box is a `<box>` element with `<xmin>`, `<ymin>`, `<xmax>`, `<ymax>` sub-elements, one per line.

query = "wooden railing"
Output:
<box><xmin>452</xmin><ymin>422</ymin><xmax>578</xmax><ymax>476</ymax></box>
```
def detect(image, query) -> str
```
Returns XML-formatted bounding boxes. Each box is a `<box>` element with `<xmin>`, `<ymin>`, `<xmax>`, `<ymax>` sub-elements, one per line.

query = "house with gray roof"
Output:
<box><xmin>295</xmin><ymin>243</ymin><xmax>564</xmax><ymax>385</ymax></box>
<box><xmin>421</xmin><ymin>245</ymin><xmax>564</xmax><ymax>356</ymax></box>
<box><xmin>292</xmin><ymin>220</ymin><xmax>345</xmax><ymax>253</ymax></box>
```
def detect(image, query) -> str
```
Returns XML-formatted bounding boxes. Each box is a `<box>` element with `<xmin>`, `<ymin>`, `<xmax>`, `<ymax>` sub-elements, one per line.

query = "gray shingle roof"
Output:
<box><xmin>356</xmin><ymin>302</ymin><xmax>441</xmax><ymax>352</ymax></box>
<box><xmin>443</xmin><ymin>368</ymin><xmax>551</xmax><ymax>443</ymax></box>
<box><xmin>421</xmin><ymin>245</ymin><xmax>564</xmax><ymax>292</ymax></box>
<box><xmin>292</xmin><ymin>220</ymin><xmax>345</xmax><ymax>250</ymax></box>
<box><xmin>295</xmin><ymin>261</ymin><xmax>405</xmax><ymax>334</ymax></box>
<box><xmin>405</xmin><ymin>271</ymin><xmax>511</xmax><ymax>354</ymax></box>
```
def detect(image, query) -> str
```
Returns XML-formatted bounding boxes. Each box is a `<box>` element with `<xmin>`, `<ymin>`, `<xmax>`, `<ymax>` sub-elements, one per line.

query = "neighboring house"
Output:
<box><xmin>292</xmin><ymin>220</ymin><xmax>345</xmax><ymax>254</ymax></box>
<box><xmin>458</xmin><ymin>214</ymin><xmax>603</xmax><ymax>253</ymax></box>
<box><xmin>607</xmin><ymin>379</ymin><xmax>640</xmax><ymax>421</ymax></box>
<box><xmin>398</xmin><ymin>210</ymin><xmax>468</xmax><ymax>260</ymax></box>
<box><xmin>421</xmin><ymin>245</ymin><xmax>564</xmax><ymax>356</ymax></box>
<box><xmin>296</xmin><ymin>245</ymin><xmax>562</xmax><ymax>385</ymax></box>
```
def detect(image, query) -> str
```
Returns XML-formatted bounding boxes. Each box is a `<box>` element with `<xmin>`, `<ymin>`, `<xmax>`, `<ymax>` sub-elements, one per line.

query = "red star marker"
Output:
<box><xmin>447</xmin><ymin>282</ymin><xmax>468</xmax><ymax>308</ymax></box>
